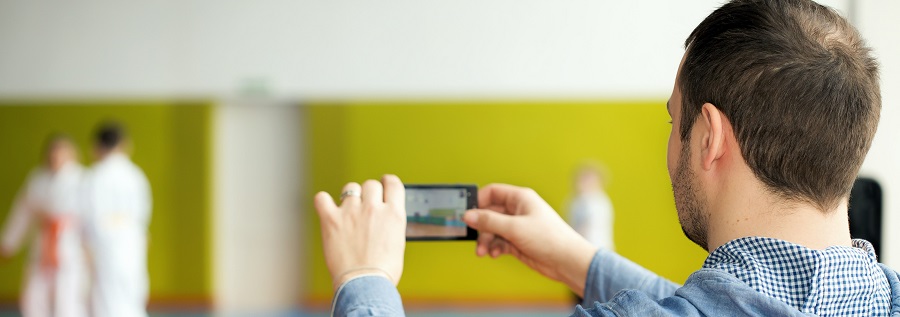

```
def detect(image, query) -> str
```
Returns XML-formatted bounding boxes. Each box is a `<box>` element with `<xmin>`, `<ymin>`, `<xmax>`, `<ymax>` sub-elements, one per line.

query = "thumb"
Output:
<box><xmin>464</xmin><ymin>209</ymin><xmax>516</xmax><ymax>237</ymax></box>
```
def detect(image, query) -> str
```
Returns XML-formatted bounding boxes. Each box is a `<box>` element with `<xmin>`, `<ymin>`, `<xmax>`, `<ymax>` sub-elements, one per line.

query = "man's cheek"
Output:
<box><xmin>667</xmin><ymin>134</ymin><xmax>678</xmax><ymax>178</ymax></box>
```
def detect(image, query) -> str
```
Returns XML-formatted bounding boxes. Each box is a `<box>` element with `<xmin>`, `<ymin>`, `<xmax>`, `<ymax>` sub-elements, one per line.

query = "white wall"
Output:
<box><xmin>213</xmin><ymin>101</ymin><xmax>303</xmax><ymax>315</ymax></box>
<box><xmin>0</xmin><ymin>0</ymin><xmax>739</xmax><ymax>98</ymax></box>
<box><xmin>856</xmin><ymin>0</ymin><xmax>900</xmax><ymax>266</ymax></box>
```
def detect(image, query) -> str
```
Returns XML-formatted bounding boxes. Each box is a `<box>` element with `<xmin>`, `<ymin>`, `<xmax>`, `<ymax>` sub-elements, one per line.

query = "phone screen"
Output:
<box><xmin>405</xmin><ymin>185</ymin><xmax>478</xmax><ymax>240</ymax></box>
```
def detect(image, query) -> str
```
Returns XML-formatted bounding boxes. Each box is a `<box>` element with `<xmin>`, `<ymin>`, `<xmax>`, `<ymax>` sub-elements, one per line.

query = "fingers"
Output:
<box><xmin>382</xmin><ymin>174</ymin><xmax>404</xmax><ymax>208</ymax></box>
<box><xmin>361</xmin><ymin>179</ymin><xmax>383</xmax><ymax>205</ymax></box>
<box><xmin>314</xmin><ymin>191</ymin><xmax>337</xmax><ymax>214</ymax></box>
<box><xmin>463</xmin><ymin>209</ymin><xmax>515</xmax><ymax>238</ymax></box>
<box><xmin>469</xmin><ymin>210</ymin><xmax>493</xmax><ymax>257</ymax></box>
<box><xmin>476</xmin><ymin>231</ymin><xmax>494</xmax><ymax>257</ymax></box>
<box><xmin>474</xmin><ymin>231</ymin><xmax>513</xmax><ymax>259</ymax></box>
<box><xmin>340</xmin><ymin>182</ymin><xmax>362</xmax><ymax>207</ymax></box>
<box><xmin>314</xmin><ymin>191</ymin><xmax>337</xmax><ymax>229</ymax></box>
<box><xmin>489</xmin><ymin>238</ymin><xmax>511</xmax><ymax>258</ymax></box>
<box><xmin>478</xmin><ymin>183</ymin><xmax>524</xmax><ymax>209</ymax></box>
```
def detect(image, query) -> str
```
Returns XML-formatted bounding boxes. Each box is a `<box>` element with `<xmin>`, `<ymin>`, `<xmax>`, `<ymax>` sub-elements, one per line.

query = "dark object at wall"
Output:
<box><xmin>849</xmin><ymin>178</ymin><xmax>883</xmax><ymax>258</ymax></box>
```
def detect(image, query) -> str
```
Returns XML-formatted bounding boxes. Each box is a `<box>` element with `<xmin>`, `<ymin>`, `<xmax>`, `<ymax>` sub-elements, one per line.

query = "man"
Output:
<box><xmin>81</xmin><ymin>121</ymin><xmax>152</xmax><ymax>317</ymax></box>
<box><xmin>1</xmin><ymin>135</ymin><xmax>88</xmax><ymax>317</ymax></box>
<box><xmin>313</xmin><ymin>0</ymin><xmax>898</xmax><ymax>315</ymax></box>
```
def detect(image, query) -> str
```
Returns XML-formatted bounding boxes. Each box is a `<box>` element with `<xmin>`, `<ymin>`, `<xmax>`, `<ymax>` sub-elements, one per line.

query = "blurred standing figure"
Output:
<box><xmin>567</xmin><ymin>163</ymin><xmax>614</xmax><ymax>251</ymax></box>
<box><xmin>0</xmin><ymin>135</ymin><xmax>88</xmax><ymax>317</ymax></box>
<box><xmin>81</xmin><ymin>121</ymin><xmax>152</xmax><ymax>317</ymax></box>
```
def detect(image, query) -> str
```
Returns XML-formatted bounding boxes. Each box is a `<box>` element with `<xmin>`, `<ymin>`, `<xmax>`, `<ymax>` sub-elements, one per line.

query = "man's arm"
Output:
<box><xmin>461</xmin><ymin>184</ymin><xmax>597</xmax><ymax>297</ymax></box>
<box><xmin>332</xmin><ymin>276</ymin><xmax>405</xmax><ymax>317</ymax></box>
<box><xmin>1</xmin><ymin>199</ymin><xmax>31</xmax><ymax>259</ymax></box>
<box><xmin>1</xmin><ymin>174</ymin><xmax>36</xmax><ymax>259</ymax></box>
<box><xmin>583</xmin><ymin>249</ymin><xmax>679</xmax><ymax>304</ymax></box>
<box><xmin>462</xmin><ymin>184</ymin><xmax>678</xmax><ymax>300</ymax></box>
<box><xmin>314</xmin><ymin>175</ymin><xmax>408</xmax><ymax>316</ymax></box>
<box><xmin>314</xmin><ymin>180</ymin><xmax>676</xmax><ymax>316</ymax></box>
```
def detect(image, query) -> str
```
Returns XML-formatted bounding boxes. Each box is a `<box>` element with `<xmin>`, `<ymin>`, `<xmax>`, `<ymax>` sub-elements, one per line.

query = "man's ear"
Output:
<box><xmin>699</xmin><ymin>103</ymin><xmax>726</xmax><ymax>171</ymax></box>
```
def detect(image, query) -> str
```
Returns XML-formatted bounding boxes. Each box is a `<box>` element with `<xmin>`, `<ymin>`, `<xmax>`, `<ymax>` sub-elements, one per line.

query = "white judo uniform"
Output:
<box><xmin>1</xmin><ymin>162</ymin><xmax>88</xmax><ymax>317</ymax></box>
<box><xmin>81</xmin><ymin>153</ymin><xmax>152</xmax><ymax>317</ymax></box>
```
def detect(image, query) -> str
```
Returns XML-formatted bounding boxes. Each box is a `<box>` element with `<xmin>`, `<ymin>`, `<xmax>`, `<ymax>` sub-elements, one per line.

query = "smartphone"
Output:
<box><xmin>405</xmin><ymin>184</ymin><xmax>478</xmax><ymax>241</ymax></box>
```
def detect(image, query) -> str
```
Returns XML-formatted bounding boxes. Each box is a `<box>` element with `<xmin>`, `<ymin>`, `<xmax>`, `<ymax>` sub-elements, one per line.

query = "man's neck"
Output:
<box><xmin>705</xmin><ymin>168</ymin><xmax>852</xmax><ymax>252</ymax></box>
<box><xmin>98</xmin><ymin>149</ymin><xmax>125</xmax><ymax>161</ymax></box>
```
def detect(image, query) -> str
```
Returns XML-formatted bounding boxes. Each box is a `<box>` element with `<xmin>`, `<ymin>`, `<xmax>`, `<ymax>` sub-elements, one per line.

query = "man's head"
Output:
<box><xmin>44</xmin><ymin>134</ymin><xmax>77</xmax><ymax>172</ymax></box>
<box><xmin>667</xmin><ymin>0</ymin><xmax>880</xmax><ymax>250</ymax></box>
<box><xmin>93</xmin><ymin>120</ymin><xmax>128</xmax><ymax>159</ymax></box>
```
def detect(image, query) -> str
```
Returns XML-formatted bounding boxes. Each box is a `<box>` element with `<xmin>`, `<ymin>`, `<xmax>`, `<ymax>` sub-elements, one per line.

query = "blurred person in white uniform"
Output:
<box><xmin>81</xmin><ymin>121</ymin><xmax>152</xmax><ymax>317</ymax></box>
<box><xmin>567</xmin><ymin>162</ymin><xmax>615</xmax><ymax>251</ymax></box>
<box><xmin>0</xmin><ymin>134</ymin><xmax>88</xmax><ymax>317</ymax></box>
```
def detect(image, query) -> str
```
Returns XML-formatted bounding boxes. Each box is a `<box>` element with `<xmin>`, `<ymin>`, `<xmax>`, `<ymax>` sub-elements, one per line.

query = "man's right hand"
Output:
<box><xmin>463</xmin><ymin>184</ymin><xmax>598</xmax><ymax>297</ymax></box>
<box><xmin>0</xmin><ymin>247</ymin><xmax>12</xmax><ymax>264</ymax></box>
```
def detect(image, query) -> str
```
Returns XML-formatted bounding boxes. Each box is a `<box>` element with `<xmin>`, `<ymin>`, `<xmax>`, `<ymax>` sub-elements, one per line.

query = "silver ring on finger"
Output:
<box><xmin>340</xmin><ymin>190</ymin><xmax>361</xmax><ymax>201</ymax></box>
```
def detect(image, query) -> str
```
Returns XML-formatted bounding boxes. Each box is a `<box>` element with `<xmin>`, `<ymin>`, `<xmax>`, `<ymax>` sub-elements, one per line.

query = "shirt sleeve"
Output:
<box><xmin>332</xmin><ymin>275</ymin><xmax>405</xmax><ymax>317</ymax></box>
<box><xmin>583</xmin><ymin>248</ymin><xmax>680</xmax><ymax>304</ymax></box>
<box><xmin>571</xmin><ymin>290</ymin><xmax>703</xmax><ymax>317</ymax></box>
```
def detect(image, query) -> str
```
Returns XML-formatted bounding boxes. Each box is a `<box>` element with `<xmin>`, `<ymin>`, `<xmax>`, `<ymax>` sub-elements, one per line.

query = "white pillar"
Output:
<box><xmin>212</xmin><ymin>99</ymin><xmax>304</xmax><ymax>315</ymax></box>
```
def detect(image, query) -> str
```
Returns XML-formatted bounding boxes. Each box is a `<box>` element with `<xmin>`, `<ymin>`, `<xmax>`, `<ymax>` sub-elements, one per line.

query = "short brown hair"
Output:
<box><xmin>679</xmin><ymin>0</ymin><xmax>880</xmax><ymax>211</ymax></box>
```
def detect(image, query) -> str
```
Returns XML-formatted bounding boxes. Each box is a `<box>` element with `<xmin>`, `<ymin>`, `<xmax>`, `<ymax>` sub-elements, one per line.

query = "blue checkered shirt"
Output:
<box><xmin>703</xmin><ymin>237</ymin><xmax>891</xmax><ymax>316</ymax></box>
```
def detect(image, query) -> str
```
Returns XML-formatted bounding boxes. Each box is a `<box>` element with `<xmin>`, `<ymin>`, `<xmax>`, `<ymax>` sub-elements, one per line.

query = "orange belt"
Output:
<box><xmin>40</xmin><ymin>216</ymin><xmax>66</xmax><ymax>270</ymax></box>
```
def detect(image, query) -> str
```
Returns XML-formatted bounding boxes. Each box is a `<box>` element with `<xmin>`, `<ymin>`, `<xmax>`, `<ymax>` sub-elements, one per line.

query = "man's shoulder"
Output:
<box><xmin>580</xmin><ymin>268</ymin><xmax>808</xmax><ymax>316</ymax></box>
<box><xmin>677</xmin><ymin>266</ymin><xmax>899</xmax><ymax>316</ymax></box>
<box><xmin>878</xmin><ymin>263</ymin><xmax>898</xmax><ymax>279</ymax></box>
<box><xmin>877</xmin><ymin>263</ymin><xmax>900</xmax><ymax>309</ymax></box>
<box><xmin>89</xmin><ymin>156</ymin><xmax>146</xmax><ymax>177</ymax></box>
<box><xmin>583</xmin><ymin>272</ymin><xmax>810</xmax><ymax>317</ymax></box>
<box><xmin>673</xmin><ymin>268</ymin><xmax>812</xmax><ymax>316</ymax></box>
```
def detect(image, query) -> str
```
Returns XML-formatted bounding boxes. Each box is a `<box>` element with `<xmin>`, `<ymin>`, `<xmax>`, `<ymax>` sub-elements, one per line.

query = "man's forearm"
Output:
<box><xmin>556</xmin><ymin>237</ymin><xmax>599</xmax><ymax>298</ymax></box>
<box><xmin>582</xmin><ymin>249</ymin><xmax>680</xmax><ymax>304</ymax></box>
<box><xmin>1</xmin><ymin>202</ymin><xmax>31</xmax><ymax>255</ymax></box>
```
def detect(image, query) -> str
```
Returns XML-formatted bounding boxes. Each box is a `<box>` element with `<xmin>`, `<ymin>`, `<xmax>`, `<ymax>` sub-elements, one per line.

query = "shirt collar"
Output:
<box><xmin>702</xmin><ymin>236</ymin><xmax>889</xmax><ymax>315</ymax></box>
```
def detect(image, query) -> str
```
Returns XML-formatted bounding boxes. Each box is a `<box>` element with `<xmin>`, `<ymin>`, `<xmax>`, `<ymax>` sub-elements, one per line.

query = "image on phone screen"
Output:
<box><xmin>405</xmin><ymin>184</ymin><xmax>478</xmax><ymax>241</ymax></box>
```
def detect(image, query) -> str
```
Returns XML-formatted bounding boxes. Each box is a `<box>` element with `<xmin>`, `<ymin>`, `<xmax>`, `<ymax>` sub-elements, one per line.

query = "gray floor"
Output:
<box><xmin>0</xmin><ymin>309</ymin><xmax>572</xmax><ymax>317</ymax></box>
